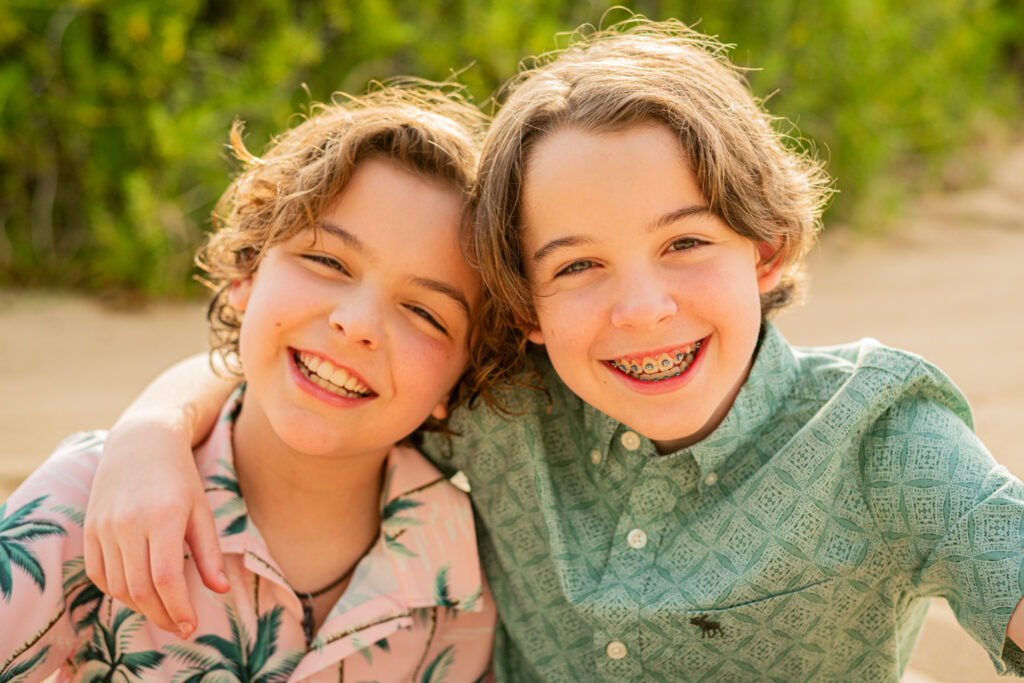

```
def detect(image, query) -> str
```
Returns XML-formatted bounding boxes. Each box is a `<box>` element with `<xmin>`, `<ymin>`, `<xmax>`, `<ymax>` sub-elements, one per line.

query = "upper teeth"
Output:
<box><xmin>610</xmin><ymin>341</ymin><xmax>701</xmax><ymax>381</ymax></box>
<box><xmin>297</xmin><ymin>351</ymin><xmax>369</xmax><ymax>395</ymax></box>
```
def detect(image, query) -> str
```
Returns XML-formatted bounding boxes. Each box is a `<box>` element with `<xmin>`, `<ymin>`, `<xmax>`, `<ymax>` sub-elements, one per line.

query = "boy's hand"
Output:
<box><xmin>84</xmin><ymin>413</ymin><xmax>229</xmax><ymax>638</ymax></box>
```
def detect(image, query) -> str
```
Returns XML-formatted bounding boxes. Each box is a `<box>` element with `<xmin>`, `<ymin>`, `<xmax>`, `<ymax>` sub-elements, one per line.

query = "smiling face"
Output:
<box><xmin>521</xmin><ymin>123</ymin><xmax>783</xmax><ymax>453</ymax></box>
<box><xmin>228</xmin><ymin>157</ymin><xmax>479</xmax><ymax>463</ymax></box>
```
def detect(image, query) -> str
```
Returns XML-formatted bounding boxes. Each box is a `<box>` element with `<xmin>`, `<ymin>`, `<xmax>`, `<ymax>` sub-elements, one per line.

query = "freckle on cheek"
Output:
<box><xmin>275</xmin><ymin>322</ymin><xmax>281</xmax><ymax>327</ymax></box>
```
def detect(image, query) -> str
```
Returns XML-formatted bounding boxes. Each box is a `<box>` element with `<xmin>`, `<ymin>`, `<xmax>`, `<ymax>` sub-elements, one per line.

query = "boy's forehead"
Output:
<box><xmin>522</xmin><ymin>124</ymin><xmax>702</xmax><ymax>216</ymax></box>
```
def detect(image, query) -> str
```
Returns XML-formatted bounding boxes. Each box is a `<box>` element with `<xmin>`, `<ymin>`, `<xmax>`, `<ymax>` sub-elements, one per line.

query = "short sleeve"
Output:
<box><xmin>0</xmin><ymin>432</ymin><xmax>102</xmax><ymax>680</ymax></box>
<box><xmin>861</xmin><ymin>397</ymin><xmax>1024</xmax><ymax>674</ymax></box>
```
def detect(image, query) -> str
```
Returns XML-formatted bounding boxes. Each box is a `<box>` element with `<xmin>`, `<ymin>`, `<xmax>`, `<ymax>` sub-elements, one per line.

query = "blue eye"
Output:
<box><xmin>303</xmin><ymin>254</ymin><xmax>348</xmax><ymax>274</ymax></box>
<box><xmin>408</xmin><ymin>305</ymin><xmax>448</xmax><ymax>335</ymax></box>
<box><xmin>555</xmin><ymin>260</ymin><xmax>595</xmax><ymax>277</ymax></box>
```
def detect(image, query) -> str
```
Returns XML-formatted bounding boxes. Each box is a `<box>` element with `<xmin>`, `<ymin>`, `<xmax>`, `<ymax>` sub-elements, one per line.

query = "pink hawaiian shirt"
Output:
<box><xmin>0</xmin><ymin>391</ymin><xmax>495</xmax><ymax>681</ymax></box>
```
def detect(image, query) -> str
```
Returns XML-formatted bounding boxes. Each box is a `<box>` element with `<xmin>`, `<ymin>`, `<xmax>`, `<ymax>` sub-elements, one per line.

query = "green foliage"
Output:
<box><xmin>2</xmin><ymin>1</ymin><xmax>1021</xmax><ymax>294</ymax></box>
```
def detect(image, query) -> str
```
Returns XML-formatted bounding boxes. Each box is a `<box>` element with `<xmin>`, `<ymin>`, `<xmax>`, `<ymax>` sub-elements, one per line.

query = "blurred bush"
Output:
<box><xmin>1</xmin><ymin>0</ymin><xmax>1021</xmax><ymax>295</ymax></box>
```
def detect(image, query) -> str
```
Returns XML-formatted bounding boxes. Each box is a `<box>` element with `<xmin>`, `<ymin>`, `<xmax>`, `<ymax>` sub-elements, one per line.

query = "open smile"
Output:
<box><xmin>293</xmin><ymin>350</ymin><xmax>374</xmax><ymax>398</ymax></box>
<box><xmin>606</xmin><ymin>339</ymin><xmax>704</xmax><ymax>382</ymax></box>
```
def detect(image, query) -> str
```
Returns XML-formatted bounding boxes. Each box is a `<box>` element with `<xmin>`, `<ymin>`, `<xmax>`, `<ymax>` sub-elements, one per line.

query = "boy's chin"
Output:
<box><xmin>614</xmin><ymin>410</ymin><xmax>719</xmax><ymax>453</ymax></box>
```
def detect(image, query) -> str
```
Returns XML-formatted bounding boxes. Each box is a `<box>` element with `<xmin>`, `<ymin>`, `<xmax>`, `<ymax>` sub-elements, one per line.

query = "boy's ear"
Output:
<box><xmin>521</xmin><ymin>312</ymin><xmax>545</xmax><ymax>346</ymax></box>
<box><xmin>227</xmin><ymin>278</ymin><xmax>253</xmax><ymax>311</ymax></box>
<box><xmin>430</xmin><ymin>400</ymin><xmax>448</xmax><ymax>421</ymax></box>
<box><xmin>755</xmin><ymin>238</ymin><xmax>786</xmax><ymax>294</ymax></box>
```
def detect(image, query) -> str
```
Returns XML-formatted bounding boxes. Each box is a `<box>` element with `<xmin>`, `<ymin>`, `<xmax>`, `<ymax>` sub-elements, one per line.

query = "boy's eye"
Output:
<box><xmin>302</xmin><ymin>254</ymin><xmax>348</xmax><ymax>274</ymax></box>
<box><xmin>668</xmin><ymin>237</ymin><xmax>704</xmax><ymax>252</ymax></box>
<box><xmin>407</xmin><ymin>305</ymin><xmax>448</xmax><ymax>335</ymax></box>
<box><xmin>555</xmin><ymin>260</ymin><xmax>595</xmax><ymax>277</ymax></box>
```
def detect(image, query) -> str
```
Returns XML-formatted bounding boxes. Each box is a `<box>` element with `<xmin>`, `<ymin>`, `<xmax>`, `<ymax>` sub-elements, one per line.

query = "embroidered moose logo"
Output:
<box><xmin>690</xmin><ymin>613</ymin><xmax>724</xmax><ymax>638</ymax></box>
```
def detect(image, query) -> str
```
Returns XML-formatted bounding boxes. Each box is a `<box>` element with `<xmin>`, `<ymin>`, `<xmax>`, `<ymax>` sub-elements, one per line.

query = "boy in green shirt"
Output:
<box><xmin>82</xmin><ymin>19</ymin><xmax>1024</xmax><ymax>682</ymax></box>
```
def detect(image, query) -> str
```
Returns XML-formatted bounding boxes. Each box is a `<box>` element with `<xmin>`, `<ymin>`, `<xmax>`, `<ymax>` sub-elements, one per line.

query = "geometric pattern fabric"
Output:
<box><xmin>426</xmin><ymin>324</ymin><xmax>1024</xmax><ymax>682</ymax></box>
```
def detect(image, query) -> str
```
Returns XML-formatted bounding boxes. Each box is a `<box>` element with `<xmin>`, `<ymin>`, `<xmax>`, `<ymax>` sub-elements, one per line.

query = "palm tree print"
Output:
<box><xmin>381</xmin><ymin>497</ymin><xmax>424</xmax><ymax>559</ymax></box>
<box><xmin>0</xmin><ymin>495</ymin><xmax>66</xmax><ymax>600</ymax></box>
<box><xmin>75</xmin><ymin>608</ymin><xmax>165</xmax><ymax>682</ymax></box>
<box><xmin>432</xmin><ymin>565</ymin><xmax>480</xmax><ymax>616</ymax></box>
<box><xmin>433</xmin><ymin>566</ymin><xmax>458</xmax><ymax>616</ymax></box>
<box><xmin>164</xmin><ymin>604</ymin><xmax>303</xmax><ymax>682</ymax></box>
<box><xmin>419</xmin><ymin>645</ymin><xmax>454</xmax><ymax>683</ymax></box>
<box><xmin>62</xmin><ymin>556</ymin><xmax>105</xmax><ymax>630</ymax></box>
<box><xmin>0</xmin><ymin>646</ymin><xmax>50</xmax><ymax>682</ymax></box>
<box><xmin>206</xmin><ymin>460</ymin><xmax>248</xmax><ymax>536</ymax></box>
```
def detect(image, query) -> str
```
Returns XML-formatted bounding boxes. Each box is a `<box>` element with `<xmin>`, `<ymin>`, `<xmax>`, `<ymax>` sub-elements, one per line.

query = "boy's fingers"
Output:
<box><xmin>97</xmin><ymin>533</ymin><xmax>138</xmax><ymax>612</ymax></box>
<box><xmin>83</xmin><ymin>527</ymin><xmax>109</xmax><ymax>594</ymax></box>
<box><xmin>150</xmin><ymin>521</ymin><xmax>197</xmax><ymax>637</ymax></box>
<box><xmin>186</xmin><ymin>504</ymin><xmax>229</xmax><ymax>594</ymax></box>
<box><xmin>120</xmin><ymin>536</ymin><xmax>179</xmax><ymax>633</ymax></box>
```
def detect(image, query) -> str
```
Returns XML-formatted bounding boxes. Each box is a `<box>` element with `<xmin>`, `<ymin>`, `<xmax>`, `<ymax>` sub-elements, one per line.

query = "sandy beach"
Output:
<box><xmin>3</xmin><ymin>144</ymin><xmax>1023</xmax><ymax>681</ymax></box>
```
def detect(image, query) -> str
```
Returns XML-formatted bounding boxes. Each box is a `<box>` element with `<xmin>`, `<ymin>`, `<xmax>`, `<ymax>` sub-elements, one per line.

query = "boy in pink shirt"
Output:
<box><xmin>0</xmin><ymin>86</ymin><xmax>494</xmax><ymax>682</ymax></box>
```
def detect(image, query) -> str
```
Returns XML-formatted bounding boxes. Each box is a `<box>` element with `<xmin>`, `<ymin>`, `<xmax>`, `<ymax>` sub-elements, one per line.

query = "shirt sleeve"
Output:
<box><xmin>861</xmin><ymin>395</ymin><xmax>1024</xmax><ymax>674</ymax></box>
<box><xmin>0</xmin><ymin>432</ymin><xmax>103</xmax><ymax>681</ymax></box>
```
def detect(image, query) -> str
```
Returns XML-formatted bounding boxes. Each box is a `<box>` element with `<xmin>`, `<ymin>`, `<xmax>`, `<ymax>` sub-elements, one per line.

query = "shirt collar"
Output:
<box><xmin>377</xmin><ymin>445</ymin><xmax>485</xmax><ymax>612</ymax></box>
<box><xmin>195</xmin><ymin>388</ymin><xmax>252</xmax><ymax>547</ymax></box>
<box><xmin>583</xmin><ymin>323</ymin><xmax>798</xmax><ymax>479</ymax></box>
<box><xmin>684</xmin><ymin>322</ymin><xmax>797</xmax><ymax>478</ymax></box>
<box><xmin>195</xmin><ymin>388</ymin><xmax>484</xmax><ymax>612</ymax></box>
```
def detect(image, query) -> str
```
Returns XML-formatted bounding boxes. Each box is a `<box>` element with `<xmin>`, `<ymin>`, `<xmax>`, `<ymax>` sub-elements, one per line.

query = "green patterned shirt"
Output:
<box><xmin>425</xmin><ymin>324</ymin><xmax>1024</xmax><ymax>682</ymax></box>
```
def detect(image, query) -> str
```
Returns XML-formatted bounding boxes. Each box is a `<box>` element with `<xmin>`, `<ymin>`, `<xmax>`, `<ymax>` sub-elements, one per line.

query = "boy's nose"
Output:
<box><xmin>610</xmin><ymin>273</ymin><xmax>677</xmax><ymax>330</ymax></box>
<box><xmin>328</xmin><ymin>295</ymin><xmax>384</xmax><ymax>349</ymax></box>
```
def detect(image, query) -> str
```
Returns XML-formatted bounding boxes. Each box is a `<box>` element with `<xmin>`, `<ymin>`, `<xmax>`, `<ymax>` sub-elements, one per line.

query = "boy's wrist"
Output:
<box><xmin>111</xmin><ymin>407</ymin><xmax>195</xmax><ymax>454</ymax></box>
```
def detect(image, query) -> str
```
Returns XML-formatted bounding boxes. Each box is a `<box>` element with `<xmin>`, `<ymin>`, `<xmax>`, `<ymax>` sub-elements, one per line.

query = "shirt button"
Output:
<box><xmin>620</xmin><ymin>431</ymin><xmax>641</xmax><ymax>451</ymax></box>
<box><xmin>590</xmin><ymin>449</ymin><xmax>603</xmax><ymax>465</ymax></box>
<box><xmin>606</xmin><ymin>640</ymin><xmax>628</xmax><ymax>659</ymax></box>
<box><xmin>627</xmin><ymin>528</ymin><xmax>647</xmax><ymax>549</ymax></box>
<box><xmin>704</xmin><ymin>472</ymin><xmax>719</xmax><ymax>486</ymax></box>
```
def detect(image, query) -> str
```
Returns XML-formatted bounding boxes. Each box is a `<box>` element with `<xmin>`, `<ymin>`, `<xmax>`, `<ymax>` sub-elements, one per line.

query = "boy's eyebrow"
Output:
<box><xmin>412</xmin><ymin>278</ymin><xmax>472</xmax><ymax>319</ymax></box>
<box><xmin>316</xmin><ymin>221</ymin><xmax>364</xmax><ymax>252</ymax></box>
<box><xmin>531</xmin><ymin>236</ymin><xmax>594</xmax><ymax>263</ymax></box>
<box><xmin>648</xmin><ymin>205</ymin><xmax>713</xmax><ymax>231</ymax></box>
<box><xmin>531</xmin><ymin>205</ymin><xmax>712</xmax><ymax>263</ymax></box>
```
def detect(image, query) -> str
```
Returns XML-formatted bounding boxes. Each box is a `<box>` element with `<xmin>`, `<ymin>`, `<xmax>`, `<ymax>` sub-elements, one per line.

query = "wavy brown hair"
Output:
<box><xmin>198</xmin><ymin>84</ymin><xmax>486</xmax><ymax>410</ymax></box>
<box><xmin>469</xmin><ymin>18</ymin><xmax>832</xmax><ymax>402</ymax></box>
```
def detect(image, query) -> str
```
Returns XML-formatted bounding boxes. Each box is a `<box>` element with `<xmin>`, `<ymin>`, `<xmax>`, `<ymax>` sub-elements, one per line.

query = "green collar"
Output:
<box><xmin>581</xmin><ymin>323</ymin><xmax>799</xmax><ymax>487</ymax></box>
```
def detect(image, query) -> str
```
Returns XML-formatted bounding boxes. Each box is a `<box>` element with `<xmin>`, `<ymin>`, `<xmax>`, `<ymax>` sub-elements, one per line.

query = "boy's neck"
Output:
<box><xmin>228</xmin><ymin>393</ymin><xmax>387</xmax><ymax>594</ymax></box>
<box><xmin>650</xmin><ymin>331</ymin><xmax>764</xmax><ymax>455</ymax></box>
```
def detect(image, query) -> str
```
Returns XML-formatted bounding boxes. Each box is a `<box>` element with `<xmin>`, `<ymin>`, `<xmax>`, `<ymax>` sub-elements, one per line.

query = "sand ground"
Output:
<box><xmin>2</xmin><ymin>146</ymin><xmax>1023</xmax><ymax>681</ymax></box>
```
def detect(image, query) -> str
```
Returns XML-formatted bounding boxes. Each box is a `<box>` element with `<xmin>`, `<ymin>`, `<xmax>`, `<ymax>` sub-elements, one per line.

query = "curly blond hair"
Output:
<box><xmin>197</xmin><ymin>84</ymin><xmax>485</xmax><ymax>389</ymax></box>
<box><xmin>468</xmin><ymin>18</ymin><xmax>832</xmax><ymax>402</ymax></box>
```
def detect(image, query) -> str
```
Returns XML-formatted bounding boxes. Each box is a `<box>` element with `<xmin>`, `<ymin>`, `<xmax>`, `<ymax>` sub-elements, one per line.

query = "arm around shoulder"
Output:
<box><xmin>83</xmin><ymin>353</ymin><xmax>236</xmax><ymax>637</ymax></box>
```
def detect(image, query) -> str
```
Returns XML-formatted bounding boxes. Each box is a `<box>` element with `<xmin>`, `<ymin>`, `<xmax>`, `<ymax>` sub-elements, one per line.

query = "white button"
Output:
<box><xmin>606</xmin><ymin>640</ymin><xmax>627</xmax><ymax>659</ymax></box>
<box><xmin>449</xmin><ymin>471</ymin><xmax>471</xmax><ymax>493</ymax></box>
<box><xmin>620</xmin><ymin>431</ymin><xmax>641</xmax><ymax>451</ymax></box>
<box><xmin>590</xmin><ymin>449</ymin><xmax>602</xmax><ymax>465</ymax></box>
<box><xmin>627</xmin><ymin>528</ymin><xmax>647</xmax><ymax>549</ymax></box>
<box><xmin>704</xmin><ymin>472</ymin><xmax>718</xmax><ymax>486</ymax></box>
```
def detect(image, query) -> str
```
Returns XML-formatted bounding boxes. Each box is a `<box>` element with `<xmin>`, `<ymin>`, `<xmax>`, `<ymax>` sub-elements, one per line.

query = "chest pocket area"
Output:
<box><xmin>678</xmin><ymin>579</ymin><xmax>840</xmax><ymax>682</ymax></box>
